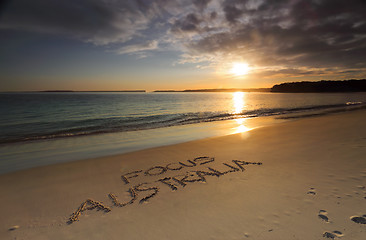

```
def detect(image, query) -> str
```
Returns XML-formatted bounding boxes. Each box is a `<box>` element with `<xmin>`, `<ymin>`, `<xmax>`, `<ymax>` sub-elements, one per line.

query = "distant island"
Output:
<box><xmin>271</xmin><ymin>79</ymin><xmax>366</xmax><ymax>93</ymax></box>
<box><xmin>154</xmin><ymin>88</ymin><xmax>271</xmax><ymax>93</ymax></box>
<box><xmin>42</xmin><ymin>90</ymin><xmax>146</xmax><ymax>92</ymax></box>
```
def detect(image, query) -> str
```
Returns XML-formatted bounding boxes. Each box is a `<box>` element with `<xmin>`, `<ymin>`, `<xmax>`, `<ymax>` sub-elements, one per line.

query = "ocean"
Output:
<box><xmin>1</xmin><ymin>92</ymin><xmax>366</xmax><ymax>174</ymax></box>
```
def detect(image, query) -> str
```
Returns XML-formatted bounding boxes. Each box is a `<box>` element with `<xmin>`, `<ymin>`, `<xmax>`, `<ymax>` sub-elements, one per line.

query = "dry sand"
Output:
<box><xmin>1</xmin><ymin>110</ymin><xmax>366</xmax><ymax>240</ymax></box>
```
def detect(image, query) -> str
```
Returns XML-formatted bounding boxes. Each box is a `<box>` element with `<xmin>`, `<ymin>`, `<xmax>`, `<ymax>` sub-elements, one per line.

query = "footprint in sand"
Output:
<box><xmin>307</xmin><ymin>188</ymin><xmax>316</xmax><ymax>195</ymax></box>
<box><xmin>8</xmin><ymin>225</ymin><xmax>19</xmax><ymax>231</ymax></box>
<box><xmin>350</xmin><ymin>215</ymin><xmax>366</xmax><ymax>224</ymax></box>
<box><xmin>323</xmin><ymin>230</ymin><xmax>343</xmax><ymax>239</ymax></box>
<box><xmin>318</xmin><ymin>210</ymin><xmax>329</xmax><ymax>222</ymax></box>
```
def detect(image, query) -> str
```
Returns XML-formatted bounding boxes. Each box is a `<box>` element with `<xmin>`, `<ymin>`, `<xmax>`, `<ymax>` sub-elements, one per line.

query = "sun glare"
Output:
<box><xmin>233</xmin><ymin>92</ymin><xmax>245</xmax><ymax>114</ymax></box>
<box><xmin>230</xmin><ymin>62</ymin><xmax>250</xmax><ymax>76</ymax></box>
<box><xmin>232</xmin><ymin>92</ymin><xmax>251</xmax><ymax>133</ymax></box>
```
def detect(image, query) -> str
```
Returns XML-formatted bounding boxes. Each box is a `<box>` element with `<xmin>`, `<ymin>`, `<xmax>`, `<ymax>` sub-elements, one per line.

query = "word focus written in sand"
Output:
<box><xmin>68</xmin><ymin>157</ymin><xmax>262</xmax><ymax>224</ymax></box>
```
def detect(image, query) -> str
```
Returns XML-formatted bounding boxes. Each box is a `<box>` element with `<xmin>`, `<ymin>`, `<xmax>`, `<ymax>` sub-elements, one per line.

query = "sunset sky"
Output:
<box><xmin>1</xmin><ymin>0</ymin><xmax>366</xmax><ymax>91</ymax></box>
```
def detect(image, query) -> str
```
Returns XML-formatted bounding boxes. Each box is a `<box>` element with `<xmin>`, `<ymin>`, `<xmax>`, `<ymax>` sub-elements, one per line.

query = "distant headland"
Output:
<box><xmin>155</xmin><ymin>79</ymin><xmax>366</xmax><ymax>93</ymax></box>
<box><xmin>41</xmin><ymin>90</ymin><xmax>146</xmax><ymax>93</ymax></box>
<box><xmin>154</xmin><ymin>88</ymin><xmax>271</xmax><ymax>93</ymax></box>
<box><xmin>271</xmin><ymin>79</ymin><xmax>366</xmax><ymax>93</ymax></box>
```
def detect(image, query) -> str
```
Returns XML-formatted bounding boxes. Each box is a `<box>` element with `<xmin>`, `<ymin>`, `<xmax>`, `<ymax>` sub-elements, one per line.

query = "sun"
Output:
<box><xmin>230</xmin><ymin>62</ymin><xmax>250</xmax><ymax>76</ymax></box>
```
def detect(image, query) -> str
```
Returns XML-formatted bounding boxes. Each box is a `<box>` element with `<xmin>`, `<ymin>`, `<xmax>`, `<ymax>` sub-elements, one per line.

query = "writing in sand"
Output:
<box><xmin>68</xmin><ymin>157</ymin><xmax>263</xmax><ymax>223</ymax></box>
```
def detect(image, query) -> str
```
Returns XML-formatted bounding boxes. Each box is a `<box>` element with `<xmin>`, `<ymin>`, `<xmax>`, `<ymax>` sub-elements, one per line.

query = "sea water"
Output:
<box><xmin>1</xmin><ymin>92</ymin><xmax>366</xmax><ymax>174</ymax></box>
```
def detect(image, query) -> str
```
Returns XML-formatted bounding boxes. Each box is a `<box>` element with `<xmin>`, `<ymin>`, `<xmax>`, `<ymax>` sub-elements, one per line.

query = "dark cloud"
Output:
<box><xmin>210</xmin><ymin>11</ymin><xmax>218</xmax><ymax>19</ymax></box>
<box><xmin>222</xmin><ymin>0</ymin><xmax>246</xmax><ymax>24</ymax></box>
<box><xmin>192</xmin><ymin>0</ymin><xmax>212</xmax><ymax>11</ymax></box>
<box><xmin>171</xmin><ymin>13</ymin><xmax>202</xmax><ymax>33</ymax></box>
<box><xmin>0</xmin><ymin>0</ymin><xmax>144</xmax><ymax>44</ymax></box>
<box><xmin>1</xmin><ymin>0</ymin><xmax>366</xmax><ymax>76</ymax></box>
<box><xmin>0</xmin><ymin>0</ymin><xmax>181</xmax><ymax>45</ymax></box>
<box><xmin>184</xmin><ymin>0</ymin><xmax>366</xmax><ymax>73</ymax></box>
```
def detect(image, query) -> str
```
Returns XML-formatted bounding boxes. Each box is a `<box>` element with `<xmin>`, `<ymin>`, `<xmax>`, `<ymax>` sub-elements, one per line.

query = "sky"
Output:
<box><xmin>1</xmin><ymin>0</ymin><xmax>366</xmax><ymax>91</ymax></box>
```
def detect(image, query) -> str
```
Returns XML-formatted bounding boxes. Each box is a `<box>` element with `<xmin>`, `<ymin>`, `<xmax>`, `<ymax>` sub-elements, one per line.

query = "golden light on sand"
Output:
<box><xmin>233</xmin><ymin>118</ymin><xmax>251</xmax><ymax>133</ymax></box>
<box><xmin>230</xmin><ymin>62</ymin><xmax>250</xmax><ymax>76</ymax></box>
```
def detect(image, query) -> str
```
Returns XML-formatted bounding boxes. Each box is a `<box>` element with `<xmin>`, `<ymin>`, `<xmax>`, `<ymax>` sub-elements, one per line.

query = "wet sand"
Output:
<box><xmin>1</xmin><ymin>109</ymin><xmax>366</xmax><ymax>240</ymax></box>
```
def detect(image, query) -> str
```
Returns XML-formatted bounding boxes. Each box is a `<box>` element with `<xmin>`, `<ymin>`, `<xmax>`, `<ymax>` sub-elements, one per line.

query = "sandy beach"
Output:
<box><xmin>1</xmin><ymin>109</ymin><xmax>366</xmax><ymax>240</ymax></box>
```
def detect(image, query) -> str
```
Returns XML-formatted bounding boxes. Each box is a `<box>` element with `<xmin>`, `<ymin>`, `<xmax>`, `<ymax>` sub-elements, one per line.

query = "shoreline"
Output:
<box><xmin>1</xmin><ymin>109</ymin><xmax>366</xmax><ymax>239</ymax></box>
<box><xmin>1</xmin><ymin>103</ymin><xmax>366</xmax><ymax>176</ymax></box>
<box><xmin>0</xmin><ymin>114</ymin><xmax>286</xmax><ymax>175</ymax></box>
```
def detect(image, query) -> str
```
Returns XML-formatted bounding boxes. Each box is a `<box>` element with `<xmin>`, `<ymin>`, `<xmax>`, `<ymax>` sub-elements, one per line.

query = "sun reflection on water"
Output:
<box><xmin>233</xmin><ymin>92</ymin><xmax>245</xmax><ymax>114</ymax></box>
<box><xmin>232</xmin><ymin>92</ymin><xmax>251</xmax><ymax>133</ymax></box>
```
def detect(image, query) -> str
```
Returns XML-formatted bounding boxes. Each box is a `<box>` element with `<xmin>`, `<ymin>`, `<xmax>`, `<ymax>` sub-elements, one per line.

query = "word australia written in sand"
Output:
<box><xmin>68</xmin><ymin>157</ymin><xmax>262</xmax><ymax>223</ymax></box>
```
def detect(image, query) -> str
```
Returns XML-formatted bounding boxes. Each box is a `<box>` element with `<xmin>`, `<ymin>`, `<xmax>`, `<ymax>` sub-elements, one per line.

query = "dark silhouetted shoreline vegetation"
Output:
<box><xmin>271</xmin><ymin>79</ymin><xmax>366</xmax><ymax>93</ymax></box>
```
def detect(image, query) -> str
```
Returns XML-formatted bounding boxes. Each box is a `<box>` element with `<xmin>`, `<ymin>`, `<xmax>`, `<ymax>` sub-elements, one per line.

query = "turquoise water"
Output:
<box><xmin>1</xmin><ymin>92</ymin><xmax>366</xmax><ymax>174</ymax></box>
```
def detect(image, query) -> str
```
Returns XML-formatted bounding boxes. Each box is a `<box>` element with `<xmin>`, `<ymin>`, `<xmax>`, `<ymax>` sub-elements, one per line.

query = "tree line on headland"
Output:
<box><xmin>270</xmin><ymin>79</ymin><xmax>366</xmax><ymax>93</ymax></box>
